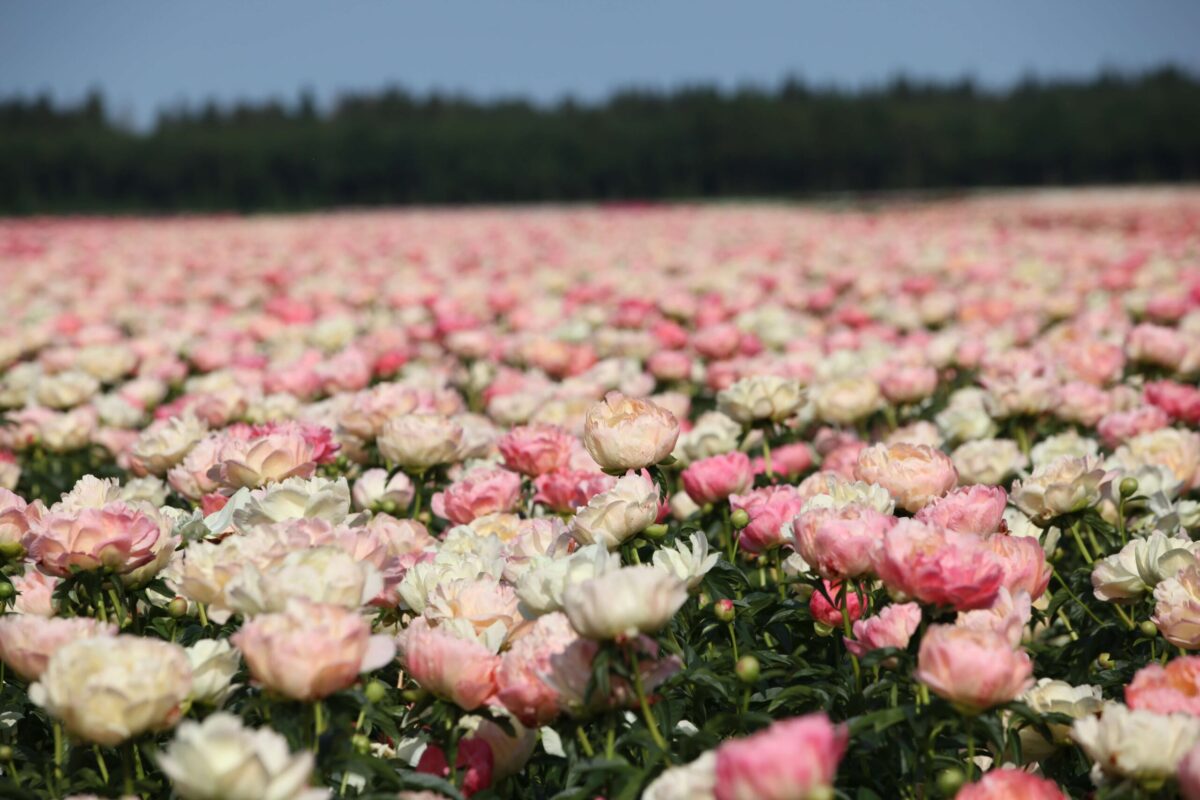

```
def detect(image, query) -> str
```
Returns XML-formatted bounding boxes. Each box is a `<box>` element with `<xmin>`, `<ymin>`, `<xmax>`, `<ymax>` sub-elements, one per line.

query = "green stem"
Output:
<box><xmin>761</xmin><ymin>436</ymin><xmax>774</xmax><ymax>480</ymax></box>
<box><xmin>197</xmin><ymin>602</ymin><xmax>208</xmax><ymax>628</ymax></box>
<box><xmin>1050</xmin><ymin>566</ymin><xmax>1108</xmax><ymax>628</ymax></box>
<box><xmin>93</xmin><ymin>745</ymin><xmax>109</xmax><ymax>784</ymax></box>
<box><xmin>53</xmin><ymin>721</ymin><xmax>64</xmax><ymax>788</ymax></box>
<box><xmin>1068</xmin><ymin>521</ymin><xmax>1094</xmax><ymax>565</ymax></box>
<box><xmin>722</xmin><ymin>504</ymin><xmax>735</xmax><ymax>563</ymax></box>
<box><xmin>575</xmin><ymin>725</ymin><xmax>595</xmax><ymax>758</ymax></box>
<box><xmin>121</xmin><ymin>742</ymin><xmax>134</xmax><ymax>796</ymax></box>
<box><xmin>629</xmin><ymin>646</ymin><xmax>671</xmax><ymax>763</ymax></box>
<box><xmin>313</xmin><ymin>701</ymin><xmax>326</xmax><ymax>755</ymax></box>
<box><xmin>1116</xmin><ymin>497</ymin><xmax>1128</xmax><ymax>545</ymax></box>
<box><xmin>727</xmin><ymin>622</ymin><xmax>739</xmax><ymax>662</ymax></box>
<box><xmin>839</xmin><ymin>584</ymin><xmax>862</xmax><ymax>690</ymax></box>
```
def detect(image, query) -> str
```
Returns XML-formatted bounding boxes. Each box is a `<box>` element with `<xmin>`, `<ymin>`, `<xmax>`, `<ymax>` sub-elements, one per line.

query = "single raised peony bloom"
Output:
<box><xmin>232</xmin><ymin>599</ymin><xmax>395</xmax><ymax>702</ymax></box>
<box><xmin>914</xmin><ymin>485</ymin><xmax>1007</xmax><ymax>536</ymax></box>
<box><xmin>377</xmin><ymin>414</ymin><xmax>465</xmax><ymax>470</ymax></box>
<box><xmin>498</xmin><ymin>424</ymin><xmax>576</xmax><ymax>476</ymax></box>
<box><xmin>717</xmin><ymin>375</ymin><xmax>805</xmax><ymax>426</ymax></box>
<box><xmin>1127</xmin><ymin>657</ymin><xmax>1200</xmax><ymax>716</ymax></box>
<box><xmin>713</xmin><ymin>712</ymin><xmax>847</xmax><ymax>800</ymax></box>
<box><xmin>1154</xmin><ymin>565</ymin><xmax>1200</xmax><ymax>649</ymax></box>
<box><xmin>873</xmin><ymin>519</ymin><xmax>1004</xmax><ymax>611</ymax></box>
<box><xmin>914</xmin><ymin>624</ymin><xmax>1033</xmax><ymax>712</ymax></box>
<box><xmin>0</xmin><ymin>615</ymin><xmax>116</xmax><ymax>681</ymax></box>
<box><xmin>208</xmin><ymin>429</ymin><xmax>322</xmax><ymax>491</ymax></box>
<box><xmin>563</xmin><ymin>565</ymin><xmax>688</xmax><ymax>639</ymax></box>
<box><xmin>158</xmin><ymin>712</ymin><xmax>329</xmax><ymax>800</ymax></box>
<box><xmin>582</xmin><ymin>392</ymin><xmax>679</xmax><ymax>471</ymax></box>
<box><xmin>184</xmin><ymin>638</ymin><xmax>241</xmax><ymax>707</ymax></box>
<box><xmin>811</xmin><ymin>375</ymin><xmax>882</xmax><ymax>425</ymax></box>
<box><xmin>233</xmin><ymin>476</ymin><xmax>351</xmax><ymax>527</ymax></box>
<box><xmin>569</xmin><ymin>470</ymin><xmax>660</xmax><ymax>550</ymax></box>
<box><xmin>30</xmin><ymin>635</ymin><xmax>192</xmax><ymax>746</ymax></box>
<box><xmin>681</xmin><ymin>452</ymin><xmax>754</xmax><ymax>506</ymax></box>
<box><xmin>845</xmin><ymin>602</ymin><xmax>921</xmax><ymax>660</ymax></box>
<box><xmin>1010</xmin><ymin>455</ymin><xmax>1107</xmax><ymax>523</ymax></box>
<box><xmin>398</xmin><ymin>617</ymin><xmax>499</xmax><ymax>710</ymax></box>
<box><xmin>793</xmin><ymin>503</ymin><xmax>894</xmax><ymax>580</ymax></box>
<box><xmin>1072</xmin><ymin>702</ymin><xmax>1200</xmax><ymax>785</ymax></box>
<box><xmin>954</xmin><ymin>769</ymin><xmax>1066</xmax><ymax>800</ymax></box>
<box><xmin>24</xmin><ymin>502</ymin><xmax>166</xmax><ymax>577</ymax></box>
<box><xmin>854</xmin><ymin>443</ymin><xmax>957</xmax><ymax>513</ymax></box>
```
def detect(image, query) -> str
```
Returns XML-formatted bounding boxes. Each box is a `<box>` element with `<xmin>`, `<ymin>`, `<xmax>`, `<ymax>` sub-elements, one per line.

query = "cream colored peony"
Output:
<box><xmin>569</xmin><ymin>471</ymin><xmax>660</xmax><ymax>550</ymax></box>
<box><xmin>717</xmin><ymin>375</ymin><xmax>805</xmax><ymax>425</ymax></box>
<box><xmin>563</xmin><ymin>565</ymin><xmax>688</xmax><ymax>639</ymax></box>
<box><xmin>583</xmin><ymin>392</ymin><xmax>680</xmax><ymax>471</ymax></box>
<box><xmin>1010</xmin><ymin>455</ymin><xmax>1107</xmax><ymax>523</ymax></box>
<box><xmin>1072</xmin><ymin>703</ymin><xmax>1200</xmax><ymax>786</ymax></box>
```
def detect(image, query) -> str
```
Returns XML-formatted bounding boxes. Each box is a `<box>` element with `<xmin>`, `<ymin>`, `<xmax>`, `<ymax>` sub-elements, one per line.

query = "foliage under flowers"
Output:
<box><xmin>1</xmin><ymin>193</ymin><xmax>1200</xmax><ymax>799</ymax></box>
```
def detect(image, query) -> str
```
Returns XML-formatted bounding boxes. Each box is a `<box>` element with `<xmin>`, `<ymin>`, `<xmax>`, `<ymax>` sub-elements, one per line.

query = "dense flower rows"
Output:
<box><xmin>0</xmin><ymin>192</ymin><xmax>1199</xmax><ymax>799</ymax></box>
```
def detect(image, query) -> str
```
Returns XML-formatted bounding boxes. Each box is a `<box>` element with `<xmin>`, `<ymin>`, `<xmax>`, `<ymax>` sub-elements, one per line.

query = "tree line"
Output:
<box><xmin>2</xmin><ymin>68</ymin><xmax>1198</xmax><ymax>213</ymax></box>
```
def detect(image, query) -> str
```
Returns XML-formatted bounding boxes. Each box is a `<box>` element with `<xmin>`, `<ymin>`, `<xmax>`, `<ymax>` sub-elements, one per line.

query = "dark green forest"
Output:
<box><xmin>2</xmin><ymin>68</ymin><xmax>1199</xmax><ymax>213</ymax></box>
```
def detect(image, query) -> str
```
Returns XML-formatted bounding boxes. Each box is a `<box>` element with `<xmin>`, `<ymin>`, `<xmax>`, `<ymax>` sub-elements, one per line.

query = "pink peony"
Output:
<box><xmin>845</xmin><ymin>602</ymin><xmax>921</xmax><ymax>659</ymax></box>
<box><xmin>754</xmin><ymin>442</ymin><xmax>814</xmax><ymax>478</ymax></box>
<box><xmin>855</xmin><ymin>443</ymin><xmax>957</xmax><ymax>513</ymax></box>
<box><xmin>495</xmin><ymin>612</ymin><xmax>578</xmax><ymax>726</ymax></box>
<box><xmin>984</xmin><ymin>534</ymin><xmax>1051</xmax><ymax>601</ymax></box>
<box><xmin>955</xmin><ymin>769</ymin><xmax>1066</xmax><ymax>800</ymax></box>
<box><xmin>533</xmin><ymin>470</ymin><xmax>616</xmax><ymax>513</ymax></box>
<box><xmin>398</xmin><ymin>617</ymin><xmax>499</xmax><ymax>710</ymax></box>
<box><xmin>873</xmin><ymin>519</ymin><xmax>1004</xmax><ymax>611</ymax></box>
<box><xmin>714</xmin><ymin>713</ymin><xmax>848</xmax><ymax>800</ymax></box>
<box><xmin>24</xmin><ymin>503</ymin><xmax>165</xmax><ymax>577</ymax></box>
<box><xmin>1147</xmin><ymin>381</ymin><xmax>1200</xmax><ymax>426</ymax></box>
<box><xmin>498</xmin><ymin>424</ymin><xmax>576</xmax><ymax>477</ymax></box>
<box><xmin>681</xmin><ymin>452</ymin><xmax>754</xmax><ymax>506</ymax></box>
<box><xmin>915</xmin><ymin>485</ymin><xmax>1007</xmax><ymax>536</ymax></box>
<box><xmin>0</xmin><ymin>615</ymin><xmax>117</xmax><ymax>681</ymax></box>
<box><xmin>730</xmin><ymin>485</ymin><xmax>805</xmax><ymax>554</ymax></box>
<box><xmin>416</xmin><ymin>738</ymin><xmax>493</xmax><ymax>797</ymax></box>
<box><xmin>432</xmin><ymin>468</ymin><xmax>523</xmax><ymax>525</ymax></box>
<box><xmin>1126</xmin><ymin>657</ymin><xmax>1200</xmax><ymax>716</ymax></box>
<box><xmin>793</xmin><ymin>504</ymin><xmax>894</xmax><ymax>580</ymax></box>
<box><xmin>914</xmin><ymin>624</ymin><xmax>1034</xmax><ymax>712</ymax></box>
<box><xmin>1097</xmin><ymin>405</ymin><xmax>1171</xmax><ymax>449</ymax></box>
<box><xmin>232</xmin><ymin>599</ymin><xmax>395</xmax><ymax>702</ymax></box>
<box><xmin>809</xmin><ymin>581</ymin><xmax>865</xmax><ymax>627</ymax></box>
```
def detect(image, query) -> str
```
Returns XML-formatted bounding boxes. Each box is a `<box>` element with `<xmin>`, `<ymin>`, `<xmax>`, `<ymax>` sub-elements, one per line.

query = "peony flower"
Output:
<box><xmin>184</xmin><ymin>638</ymin><xmax>241</xmax><ymax>707</ymax></box>
<box><xmin>717</xmin><ymin>375</ymin><xmax>805</xmax><ymax>426</ymax></box>
<box><xmin>1072</xmin><ymin>702</ymin><xmax>1200</xmax><ymax>785</ymax></box>
<box><xmin>809</xmin><ymin>580</ymin><xmax>865</xmax><ymax>627</ymax></box>
<box><xmin>1016</xmin><ymin>678</ymin><xmax>1104</xmax><ymax>760</ymax></box>
<box><xmin>1010</xmin><ymin>455</ymin><xmax>1107</xmax><ymax>523</ymax></box>
<box><xmin>30</xmin><ymin>635</ymin><xmax>192</xmax><ymax>746</ymax></box>
<box><xmin>984</xmin><ymin>534</ymin><xmax>1051</xmax><ymax>600</ymax></box>
<box><xmin>955</xmin><ymin>588</ymin><xmax>1032</xmax><ymax>648</ymax></box>
<box><xmin>793</xmin><ymin>503</ymin><xmax>894</xmax><ymax>580</ymax></box>
<box><xmin>24</xmin><ymin>502</ymin><xmax>166</xmax><ymax>577</ymax></box>
<box><xmin>1127</xmin><ymin>657</ymin><xmax>1200</xmax><ymax>716</ymax></box>
<box><xmin>233</xmin><ymin>476</ymin><xmax>351</xmax><ymax>527</ymax></box>
<box><xmin>643</xmin><ymin>751</ymin><xmax>717</xmax><ymax>800</ymax></box>
<box><xmin>569</xmin><ymin>470</ymin><xmax>660</xmax><ymax>550</ymax></box>
<box><xmin>495</xmin><ymin>612</ymin><xmax>578</xmax><ymax>726</ymax></box>
<box><xmin>681</xmin><ymin>452</ymin><xmax>754</xmax><ymax>506</ymax></box>
<box><xmin>423</xmin><ymin>576</ymin><xmax>521</xmax><ymax>652</ymax></box>
<box><xmin>1154</xmin><ymin>565</ymin><xmax>1200</xmax><ymax>649</ymax></box>
<box><xmin>954</xmin><ymin>769</ymin><xmax>1066</xmax><ymax>800</ymax></box>
<box><xmin>873</xmin><ymin>519</ymin><xmax>1004</xmax><ymax>611</ymax></box>
<box><xmin>713</xmin><ymin>712</ymin><xmax>847</xmax><ymax>800</ymax></box>
<box><xmin>582</xmin><ymin>392</ymin><xmax>679</xmax><ymax>472</ymax></box>
<box><xmin>951</xmin><ymin>439</ymin><xmax>1027</xmax><ymax>486</ymax></box>
<box><xmin>854</xmin><ymin>443</ymin><xmax>957</xmax><ymax>513</ymax></box>
<box><xmin>811</xmin><ymin>375</ymin><xmax>882</xmax><ymax>425</ymax></box>
<box><xmin>225</xmin><ymin>546</ymin><xmax>384</xmax><ymax>616</ymax></box>
<box><xmin>1093</xmin><ymin>531</ymin><xmax>1197</xmax><ymax>603</ymax></box>
<box><xmin>10</xmin><ymin>569</ymin><xmax>58</xmax><ymax>616</ymax></box>
<box><xmin>377</xmin><ymin>414</ymin><xmax>464</xmax><ymax>470</ymax></box>
<box><xmin>730</xmin><ymin>485</ymin><xmax>805</xmax><ymax>554</ymax></box>
<box><xmin>845</xmin><ymin>602</ymin><xmax>921</xmax><ymax>660</ymax></box>
<box><xmin>0</xmin><ymin>615</ymin><xmax>116</xmax><ymax>681</ymax></box>
<box><xmin>914</xmin><ymin>624</ymin><xmax>1033</xmax><ymax>712</ymax></box>
<box><xmin>129</xmin><ymin>414</ymin><xmax>208</xmax><ymax>476</ymax></box>
<box><xmin>158</xmin><ymin>712</ymin><xmax>329</xmax><ymax>800</ymax></box>
<box><xmin>233</xmin><ymin>599</ymin><xmax>394</xmax><ymax>702</ymax></box>
<box><xmin>351</xmin><ymin>468</ymin><xmax>414</xmax><ymax>511</ymax></box>
<box><xmin>914</xmin><ymin>485</ymin><xmax>1007</xmax><ymax>536</ymax></box>
<box><xmin>0</xmin><ymin>486</ymin><xmax>40</xmax><ymax>548</ymax></box>
<box><xmin>533</xmin><ymin>469</ymin><xmax>616</xmax><ymax>513</ymax></box>
<box><xmin>398</xmin><ymin>617</ymin><xmax>499</xmax><ymax>710</ymax></box>
<box><xmin>498</xmin><ymin>424</ymin><xmax>576</xmax><ymax>476</ymax></box>
<box><xmin>515</xmin><ymin>544</ymin><xmax>620</xmax><ymax>615</ymax></box>
<box><xmin>651</xmin><ymin>531</ymin><xmax>719</xmax><ymax>590</ymax></box>
<box><xmin>563</xmin><ymin>565</ymin><xmax>688</xmax><ymax>639</ymax></box>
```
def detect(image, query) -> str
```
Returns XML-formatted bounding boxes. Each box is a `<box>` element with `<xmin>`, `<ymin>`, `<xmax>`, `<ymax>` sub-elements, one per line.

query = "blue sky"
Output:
<box><xmin>3</xmin><ymin>0</ymin><xmax>1199</xmax><ymax>127</ymax></box>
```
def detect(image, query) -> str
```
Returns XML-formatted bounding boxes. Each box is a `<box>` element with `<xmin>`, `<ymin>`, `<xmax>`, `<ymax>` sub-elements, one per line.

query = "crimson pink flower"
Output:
<box><xmin>533</xmin><ymin>470</ymin><xmax>616</xmax><ymax>513</ymax></box>
<box><xmin>809</xmin><ymin>581</ymin><xmax>865</xmax><ymax>627</ymax></box>
<box><xmin>845</xmin><ymin>602</ymin><xmax>922</xmax><ymax>660</ymax></box>
<box><xmin>1147</xmin><ymin>380</ymin><xmax>1200</xmax><ymax>426</ymax></box>
<box><xmin>416</xmin><ymin>738</ymin><xmax>493</xmax><ymax>797</ymax></box>
<box><xmin>873</xmin><ymin>519</ymin><xmax>1004</xmax><ymax>611</ymax></box>
<box><xmin>681</xmin><ymin>452</ymin><xmax>754</xmax><ymax>506</ymax></box>
<box><xmin>714</xmin><ymin>713</ymin><xmax>848</xmax><ymax>800</ymax></box>
<box><xmin>1096</xmin><ymin>405</ymin><xmax>1170</xmax><ymax>449</ymax></box>
<box><xmin>1126</xmin><ymin>656</ymin><xmax>1200</xmax><ymax>716</ymax></box>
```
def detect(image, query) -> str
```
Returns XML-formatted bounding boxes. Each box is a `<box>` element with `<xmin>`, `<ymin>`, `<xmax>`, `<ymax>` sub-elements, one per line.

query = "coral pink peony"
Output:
<box><xmin>1126</xmin><ymin>657</ymin><xmax>1200</xmax><ymax>716</ymax></box>
<box><xmin>495</xmin><ymin>612</ymin><xmax>578</xmax><ymax>726</ymax></box>
<box><xmin>431</xmin><ymin>468</ymin><xmax>523</xmax><ymax>525</ymax></box>
<box><xmin>955</xmin><ymin>769</ymin><xmax>1066</xmax><ymax>800</ymax></box>
<box><xmin>730</xmin><ymin>485</ymin><xmax>805</xmax><ymax>554</ymax></box>
<box><xmin>533</xmin><ymin>469</ymin><xmax>616</xmax><ymax>513</ymax></box>
<box><xmin>714</xmin><ymin>712</ymin><xmax>848</xmax><ymax>800</ymax></box>
<box><xmin>873</xmin><ymin>519</ymin><xmax>1004</xmax><ymax>611</ymax></box>
<box><xmin>809</xmin><ymin>581</ymin><xmax>865</xmax><ymax>627</ymax></box>
<box><xmin>845</xmin><ymin>602</ymin><xmax>921</xmax><ymax>660</ymax></box>
<box><xmin>915</xmin><ymin>624</ymin><xmax>1034</xmax><ymax>712</ymax></box>
<box><xmin>984</xmin><ymin>534</ymin><xmax>1052</xmax><ymax>601</ymax></box>
<box><xmin>398</xmin><ymin>617</ymin><xmax>499</xmax><ymax>710</ymax></box>
<box><xmin>793</xmin><ymin>504</ymin><xmax>894</xmax><ymax>580</ymax></box>
<box><xmin>498</xmin><ymin>424</ymin><xmax>576</xmax><ymax>477</ymax></box>
<box><xmin>24</xmin><ymin>503</ymin><xmax>165</xmax><ymax>577</ymax></box>
<box><xmin>855</xmin><ymin>443</ymin><xmax>957</xmax><ymax>512</ymax></box>
<box><xmin>681</xmin><ymin>452</ymin><xmax>754</xmax><ymax>506</ymax></box>
<box><xmin>914</xmin><ymin>485</ymin><xmax>1007</xmax><ymax>536</ymax></box>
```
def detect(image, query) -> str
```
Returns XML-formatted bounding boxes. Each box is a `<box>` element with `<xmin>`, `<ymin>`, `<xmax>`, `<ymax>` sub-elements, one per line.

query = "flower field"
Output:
<box><xmin>1</xmin><ymin>190</ymin><xmax>1200</xmax><ymax>799</ymax></box>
